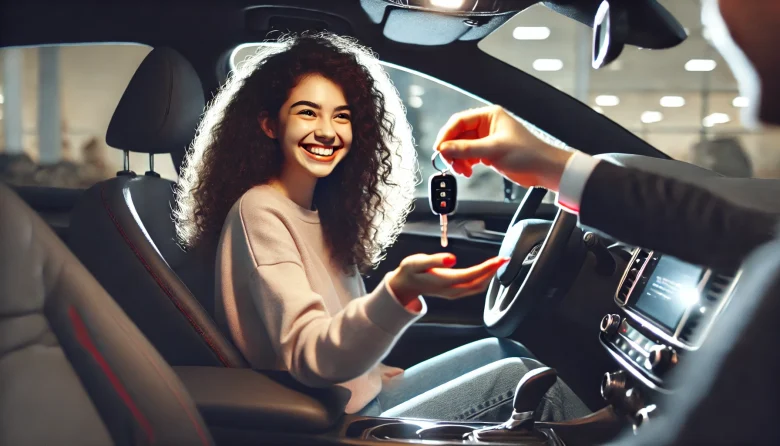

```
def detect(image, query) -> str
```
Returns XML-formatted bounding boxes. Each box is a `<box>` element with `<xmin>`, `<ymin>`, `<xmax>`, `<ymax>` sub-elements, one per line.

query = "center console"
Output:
<box><xmin>598</xmin><ymin>248</ymin><xmax>739</xmax><ymax>422</ymax></box>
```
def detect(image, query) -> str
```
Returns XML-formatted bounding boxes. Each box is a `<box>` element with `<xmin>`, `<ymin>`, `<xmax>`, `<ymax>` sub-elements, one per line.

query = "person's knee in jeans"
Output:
<box><xmin>382</xmin><ymin>357</ymin><xmax>533</xmax><ymax>422</ymax></box>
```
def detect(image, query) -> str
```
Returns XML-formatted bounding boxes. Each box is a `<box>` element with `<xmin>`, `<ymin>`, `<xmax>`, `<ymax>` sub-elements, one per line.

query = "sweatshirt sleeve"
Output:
<box><xmin>239</xmin><ymin>202</ymin><xmax>425</xmax><ymax>387</ymax></box>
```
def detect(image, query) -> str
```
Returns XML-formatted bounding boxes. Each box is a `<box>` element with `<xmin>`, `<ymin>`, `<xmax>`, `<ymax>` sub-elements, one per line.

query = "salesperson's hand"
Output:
<box><xmin>387</xmin><ymin>254</ymin><xmax>509</xmax><ymax>306</ymax></box>
<box><xmin>434</xmin><ymin>105</ymin><xmax>573</xmax><ymax>192</ymax></box>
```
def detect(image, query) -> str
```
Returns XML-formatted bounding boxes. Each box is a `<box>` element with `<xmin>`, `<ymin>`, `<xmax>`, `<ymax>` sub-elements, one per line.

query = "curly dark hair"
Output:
<box><xmin>175</xmin><ymin>33</ymin><xmax>417</xmax><ymax>273</ymax></box>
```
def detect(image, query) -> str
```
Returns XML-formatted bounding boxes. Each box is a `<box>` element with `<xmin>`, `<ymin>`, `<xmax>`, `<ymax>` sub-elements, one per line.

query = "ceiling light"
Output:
<box><xmin>703</xmin><ymin>112</ymin><xmax>730</xmax><ymax>127</ymax></box>
<box><xmin>685</xmin><ymin>59</ymin><xmax>717</xmax><ymax>72</ymax></box>
<box><xmin>733</xmin><ymin>96</ymin><xmax>749</xmax><ymax>108</ymax></box>
<box><xmin>409</xmin><ymin>84</ymin><xmax>425</xmax><ymax>96</ymax></box>
<box><xmin>641</xmin><ymin>111</ymin><xmax>664</xmax><ymax>124</ymax></box>
<box><xmin>408</xmin><ymin>96</ymin><xmax>424</xmax><ymax>109</ymax></box>
<box><xmin>660</xmin><ymin>96</ymin><xmax>686</xmax><ymax>108</ymax></box>
<box><xmin>0</xmin><ymin>93</ymin><xmax>4</xmax><ymax>104</ymax></box>
<box><xmin>429</xmin><ymin>0</ymin><xmax>465</xmax><ymax>9</ymax></box>
<box><xmin>595</xmin><ymin>95</ymin><xmax>620</xmax><ymax>107</ymax></box>
<box><xmin>513</xmin><ymin>27</ymin><xmax>551</xmax><ymax>40</ymax></box>
<box><xmin>593</xmin><ymin>106</ymin><xmax>604</xmax><ymax>114</ymax></box>
<box><xmin>532</xmin><ymin>59</ymin><xmax>563</xmax><ymax>72</ymax></box>
<box><xmin>608</xmin><ymin>60</ymin><xmax>623</xmax><ymax>71</ymax></box>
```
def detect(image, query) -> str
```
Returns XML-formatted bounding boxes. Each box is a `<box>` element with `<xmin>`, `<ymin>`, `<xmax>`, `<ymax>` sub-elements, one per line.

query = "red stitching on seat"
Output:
<box><xmin>125</xmin><ymin>324</ymin><xmax>212</xmax><ymax>446</ymax></box>
<box><xmin>99</xmin><ymin>182</ymin><xmax>231</xmax><ymax>367</ymax></box>
<box><xmin>69</xmin><ymin>306</ymin><xmax>155</xmax><ymax>444</ymax></box>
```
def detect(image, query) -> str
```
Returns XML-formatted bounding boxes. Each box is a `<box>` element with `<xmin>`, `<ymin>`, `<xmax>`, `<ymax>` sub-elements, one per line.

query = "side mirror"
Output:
<box><xmin>592</xmin><ymin>0</ymin><xmax>629</xmax><ymax>69</ymax></box>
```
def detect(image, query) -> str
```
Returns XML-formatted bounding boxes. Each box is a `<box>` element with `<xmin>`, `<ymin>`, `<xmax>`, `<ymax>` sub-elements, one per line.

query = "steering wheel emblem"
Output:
<box><xmin>522</xmin><ymin>244</ymin><xmax>543</xmax><ymax>265</ymax></box>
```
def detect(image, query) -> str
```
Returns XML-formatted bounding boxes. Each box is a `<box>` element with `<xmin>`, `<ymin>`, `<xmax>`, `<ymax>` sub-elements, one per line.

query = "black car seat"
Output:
<box><xmin>68</xmin><ymin>47</ymin><xmax>246</xmax><ymax>368</ymax></box>
<box><xmin>0</xmin><ymin>182</ymin><xmax>214</xmax><ymax>446</ymax></box>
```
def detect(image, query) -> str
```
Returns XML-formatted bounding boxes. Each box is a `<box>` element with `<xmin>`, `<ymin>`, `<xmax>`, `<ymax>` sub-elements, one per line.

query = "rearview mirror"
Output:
<box><xmin>592</xmin><ymin>0</ymin><xmax>629</xmax><ymax>69</ymax></box>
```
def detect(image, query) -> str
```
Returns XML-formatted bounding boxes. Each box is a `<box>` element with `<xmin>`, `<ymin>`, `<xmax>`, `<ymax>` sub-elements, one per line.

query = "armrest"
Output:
<box><xmin>173</xmin><ymin>366</ymin><xmax>351</xmax><ymax>433</ymax></box>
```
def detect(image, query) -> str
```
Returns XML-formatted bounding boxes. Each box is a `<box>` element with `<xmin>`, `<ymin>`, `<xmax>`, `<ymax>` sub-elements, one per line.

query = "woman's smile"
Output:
<box><xmin>300</xmin><ymin>143</ymin><xmax>342</xmax><ymax>161</ymax></box>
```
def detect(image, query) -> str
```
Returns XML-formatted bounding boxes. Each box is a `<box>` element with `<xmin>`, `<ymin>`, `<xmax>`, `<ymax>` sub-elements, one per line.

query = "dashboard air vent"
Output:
<box><xmin>703</xmin><ymin>272</ymin><xmax>736</xmax><ymax>303</ymax></box>
<box><xmin>616</xmin><ymin>249</ymin><xmax>650</xmax><ymax>305</ymax></box>
<box><xmin>679</xmin><ymin>271</ymin><xmax>736</xmax><ymax>344</ymax></box>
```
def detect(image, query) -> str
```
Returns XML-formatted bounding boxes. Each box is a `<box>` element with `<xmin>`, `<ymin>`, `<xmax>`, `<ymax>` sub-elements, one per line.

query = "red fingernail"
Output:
<box><xmin>444</xmin><ymin>255</ymin><xmax>457</xmax><ymax>267</ymax></box>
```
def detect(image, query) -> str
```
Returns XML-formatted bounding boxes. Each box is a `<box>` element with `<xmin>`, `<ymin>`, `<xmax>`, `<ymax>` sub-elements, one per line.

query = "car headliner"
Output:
<box><xmin>0</xmin><ymin>0</ymin><xmax>667</xmax><ymax>160</ymax></box>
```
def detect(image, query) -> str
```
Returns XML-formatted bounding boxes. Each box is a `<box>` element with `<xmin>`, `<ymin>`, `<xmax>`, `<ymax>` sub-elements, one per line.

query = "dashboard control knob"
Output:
<box><xmin>649</xmin><ymin>345</ymin><xmax>678</xmax><ymax>375</ymax></box>
<box><xmin>600</xmin><ymin>370</ymin><xmax>627</xmax><ymax>402</ymax></box>
<box><xmin>600</xmin><ymin>314</ymin><xmax>622</xmax><ymax>336</ymax></box>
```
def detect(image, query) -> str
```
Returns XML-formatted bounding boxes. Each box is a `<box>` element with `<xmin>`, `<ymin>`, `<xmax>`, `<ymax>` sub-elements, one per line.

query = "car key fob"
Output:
<box><xmin>429</xmin><ymin>171</ymin><xmax>457</xmax><ymax>216</ymax></box>
<box><xmin>430</xmin><ymin>152</ymin><xmax>458</xmax><ymax>247</ymax></box>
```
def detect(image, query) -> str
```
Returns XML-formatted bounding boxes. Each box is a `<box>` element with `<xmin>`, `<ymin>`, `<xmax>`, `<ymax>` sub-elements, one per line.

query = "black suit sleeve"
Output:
<box><xmin>578</xmin><ymin>162</ymin><xmax>779</xmax><ymax>271</ymax></box>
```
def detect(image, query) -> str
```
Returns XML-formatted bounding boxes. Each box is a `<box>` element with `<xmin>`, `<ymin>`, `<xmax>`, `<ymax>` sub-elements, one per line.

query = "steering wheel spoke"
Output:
<box><xmin>494</xmin><ymin>282</ymin><xmax>509</xmax><ymax>310</ymax></box>
<box><xmin>484</xmin><ymin>187</ymin><xmax>578</xmax><ymax>337</ymax></box>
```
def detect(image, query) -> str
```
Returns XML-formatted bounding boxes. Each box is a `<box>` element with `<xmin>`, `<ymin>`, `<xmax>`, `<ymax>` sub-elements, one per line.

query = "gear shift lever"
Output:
<box><xmin>509</xmin><ymin>367</ymin><xmax>559</xmax><ymax>429</ymax></box>
<box><xmin>467</xmin><ymin>367</ymin><xmax>559</xmax><ymax>443</ymax></box>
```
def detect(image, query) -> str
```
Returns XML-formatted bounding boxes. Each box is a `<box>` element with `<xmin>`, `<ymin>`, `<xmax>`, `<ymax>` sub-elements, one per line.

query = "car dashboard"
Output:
<box><xmin>597</xmin><ymin>247</ymin><xmax>741</xmax><ymax>424</ymax></box>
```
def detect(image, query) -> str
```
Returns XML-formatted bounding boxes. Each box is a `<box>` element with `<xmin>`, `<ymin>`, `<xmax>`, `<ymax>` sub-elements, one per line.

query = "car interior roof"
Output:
<box><xmin>0</xmin><ymin>0</ymin><xmax>667</xmax><ymax>160</ymax></box>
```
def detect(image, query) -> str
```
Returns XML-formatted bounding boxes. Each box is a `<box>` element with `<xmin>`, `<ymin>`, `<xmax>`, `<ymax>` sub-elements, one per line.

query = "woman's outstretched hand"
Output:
<box><xmin>387</xmin><ymin>253</ymin><xmax>509</xmax><ymax>306</ymax></box>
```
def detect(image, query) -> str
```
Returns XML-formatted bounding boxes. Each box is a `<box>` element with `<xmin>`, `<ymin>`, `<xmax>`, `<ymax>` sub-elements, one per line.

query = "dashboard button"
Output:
<box><xmin>649</xmin><ymin>345</ymin><xmax>678</xmax><ymax>375</ymax></box>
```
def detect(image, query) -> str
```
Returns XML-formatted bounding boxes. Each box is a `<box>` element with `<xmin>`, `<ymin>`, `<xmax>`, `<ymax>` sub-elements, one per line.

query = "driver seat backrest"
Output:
<box><xmin>0</xmin><ymin>182</ymin><xmax>214</xmax><ymax>446</ymax></box>
<box><xmin>68</xmin><ymin>47</ymin><xmax>247</xmax><ymax>369</ymax></box>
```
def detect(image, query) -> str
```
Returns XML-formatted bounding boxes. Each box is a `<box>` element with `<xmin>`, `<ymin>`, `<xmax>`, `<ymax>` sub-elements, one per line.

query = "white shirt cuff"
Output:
<box><xmin>556</xmin><ymin>151</ymin><xmax>600</xmax><ymax>214</ymax></box>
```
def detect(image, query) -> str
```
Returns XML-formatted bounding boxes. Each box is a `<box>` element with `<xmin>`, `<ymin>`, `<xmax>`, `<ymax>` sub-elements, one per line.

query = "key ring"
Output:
<box><xmin>431</xmin><ymin>151</ymin><xmax>451</xmax><ymax>174</ymax></box>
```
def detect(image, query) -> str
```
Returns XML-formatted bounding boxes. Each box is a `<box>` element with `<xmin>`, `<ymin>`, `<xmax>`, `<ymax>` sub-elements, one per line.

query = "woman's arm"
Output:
<box><xmin>240</xmin><ymin>203</ymin><xmax>424</xmax><ymax>388</ymax></box>
<box><xmin>250</xmin><ymin>261</ymin><xmax>422</xmax><ymax>387</ymax></box>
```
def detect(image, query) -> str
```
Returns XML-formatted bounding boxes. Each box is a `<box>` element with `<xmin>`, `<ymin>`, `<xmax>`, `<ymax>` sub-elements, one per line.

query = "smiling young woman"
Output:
<box><xmin>173</xmin><ymin>33</ymin><xmax>587</xmax><ymax>422</ymax></box>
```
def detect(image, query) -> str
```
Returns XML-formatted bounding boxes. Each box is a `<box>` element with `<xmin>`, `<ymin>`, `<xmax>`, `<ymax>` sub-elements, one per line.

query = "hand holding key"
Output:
<box><xmin>433</xmin><ymin>105</ymin><xmax>572</xmax><ymax>191</ymax></box>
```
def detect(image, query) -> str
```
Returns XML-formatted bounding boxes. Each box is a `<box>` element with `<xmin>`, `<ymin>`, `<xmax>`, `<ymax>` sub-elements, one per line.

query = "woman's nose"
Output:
<box><xmin>314</xmin><ymin>126</ymin><xmax>337</xmax><ymax>144</ymax></box>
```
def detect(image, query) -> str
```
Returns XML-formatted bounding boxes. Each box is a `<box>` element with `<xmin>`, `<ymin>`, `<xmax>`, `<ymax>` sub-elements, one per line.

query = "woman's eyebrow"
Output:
<box><xmin>290</xmin><ymin>100</ymin><xmax>320</xmax><ymax>109</ymax></box>
<box><xmin>289</xmin><ymin>101</ymin><xmax>350</xmax><ymax>112</ymax></box>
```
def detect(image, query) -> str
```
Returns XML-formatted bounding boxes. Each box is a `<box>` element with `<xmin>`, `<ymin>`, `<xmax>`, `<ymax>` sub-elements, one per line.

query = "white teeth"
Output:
<box><xmin>304</xmin><ymin>145</ymin><xmax>334</xmax><ymax>156</ymax></box>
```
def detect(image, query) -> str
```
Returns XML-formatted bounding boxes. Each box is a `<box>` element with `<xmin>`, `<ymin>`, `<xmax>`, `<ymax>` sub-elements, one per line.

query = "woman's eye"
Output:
<box><xmin>298</xmin><ymin>109</ymin><xmax>316</xmax><ymax>117</ymax></box>
<box><xmin>336</xmin><ymin>113</ymin><xmax>352</xmax><ymax>121</ymax></box>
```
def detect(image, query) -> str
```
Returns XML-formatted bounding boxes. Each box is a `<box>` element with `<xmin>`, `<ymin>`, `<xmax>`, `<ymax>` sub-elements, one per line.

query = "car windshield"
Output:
<box><xmin>479</xmin><ymin>0</ymin><xmax>780</xmax><ymax>179</ymax></box>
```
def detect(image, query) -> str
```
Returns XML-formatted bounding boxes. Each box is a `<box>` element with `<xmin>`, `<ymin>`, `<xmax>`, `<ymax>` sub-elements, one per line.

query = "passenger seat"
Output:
<box><xmin>68</xmin><ymin>47</ymin><xmax>246</xmax><ymax>368</ymax></box>
<box><xmin>0</xmin><ymin>182</ymin><xmax>213</xmax><ymax>446</ymax></box>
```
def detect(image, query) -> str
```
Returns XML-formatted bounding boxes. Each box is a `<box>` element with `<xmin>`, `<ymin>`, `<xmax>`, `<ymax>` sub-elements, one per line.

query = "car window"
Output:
<box><xmin>230</xmin><ymin>44</ymin><xmax>565</xmax><ymax>202</ymax></box>
<box><xmin>479</xmin><ymin>1</ymin><xmax>780</xmax><ymax>179</ymax></box>
<box><xmin>0</xmin><ymin>44</ymin><xmax>178</xmax><ymax>190</ymax></box>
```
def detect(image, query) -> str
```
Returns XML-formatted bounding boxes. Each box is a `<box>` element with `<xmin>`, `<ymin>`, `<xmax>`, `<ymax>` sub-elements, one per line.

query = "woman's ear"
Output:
<box><xmin>258</xmin><ymin>113</ymin><xmax>277</xmax><ymax>139</ymax></box>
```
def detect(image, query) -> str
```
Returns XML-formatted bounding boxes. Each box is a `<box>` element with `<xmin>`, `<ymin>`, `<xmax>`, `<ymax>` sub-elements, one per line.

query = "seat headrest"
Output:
<box><xmin>106</xmin><ymin>47</ymin><xmax>205</xmax><ymax>155</ymax></box>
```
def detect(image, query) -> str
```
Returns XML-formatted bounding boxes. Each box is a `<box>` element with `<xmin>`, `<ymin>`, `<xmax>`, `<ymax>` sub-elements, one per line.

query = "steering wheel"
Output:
<box><xmin>483</xmin><ymin>187</ymin><xmax>578</xmax><ymax>337</ymax></box>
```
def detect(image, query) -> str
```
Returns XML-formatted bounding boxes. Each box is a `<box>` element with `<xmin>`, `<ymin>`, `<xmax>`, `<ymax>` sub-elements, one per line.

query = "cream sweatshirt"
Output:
<box><xmin>215</xmin><ymin>184</ymin><xmax>426</xmax><ymax>413</ymax></box>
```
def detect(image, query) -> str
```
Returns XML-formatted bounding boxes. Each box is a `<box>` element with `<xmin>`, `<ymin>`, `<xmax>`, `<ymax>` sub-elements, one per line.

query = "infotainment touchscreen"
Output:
<box><xmin>631</xmin><ymin>256</ymin><xmax>704</xmax><ymax>331</ymax></box>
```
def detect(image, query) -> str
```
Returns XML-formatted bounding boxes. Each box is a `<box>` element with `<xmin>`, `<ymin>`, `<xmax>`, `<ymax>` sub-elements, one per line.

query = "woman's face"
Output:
<box><xmin>262</xmin><ymin>74</ymin><xmax>353</xmax><ymax>179</ymax></box>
